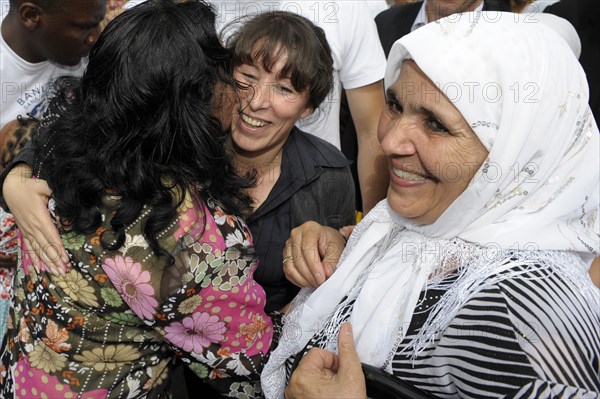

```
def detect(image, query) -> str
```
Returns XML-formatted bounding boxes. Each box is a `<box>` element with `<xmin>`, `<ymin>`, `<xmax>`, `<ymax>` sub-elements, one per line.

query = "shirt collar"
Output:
<box><xmin>412</xmin><ymin>0</ymin><xmax>485</xmax><ymax>32</ymax></box>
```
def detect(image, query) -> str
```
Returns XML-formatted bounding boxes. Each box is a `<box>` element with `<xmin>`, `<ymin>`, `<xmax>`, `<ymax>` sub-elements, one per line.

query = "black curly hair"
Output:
<box><xmin>35</xmin><ymin>0</ymin><xmax>253</xmax><ymax>261</ymax></box>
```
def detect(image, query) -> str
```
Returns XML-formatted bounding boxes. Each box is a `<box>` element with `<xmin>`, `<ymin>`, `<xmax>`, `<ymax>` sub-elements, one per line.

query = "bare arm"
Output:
<box><xmin>346</xmin><ymin>80</ymin><xmax>388</xmax><ymax>214</ymax></box>
<box><xmin>3</xmin><ymin>163</ymin><xmax>69</xmax><ymax>274</ymax></box>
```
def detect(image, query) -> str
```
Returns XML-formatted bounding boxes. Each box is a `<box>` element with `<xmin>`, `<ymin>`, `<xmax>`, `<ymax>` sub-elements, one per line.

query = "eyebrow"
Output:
<box><xmin>387</xmin><ymin>87</ymin><xmax>446</xmax><ymax>123</ymax></box>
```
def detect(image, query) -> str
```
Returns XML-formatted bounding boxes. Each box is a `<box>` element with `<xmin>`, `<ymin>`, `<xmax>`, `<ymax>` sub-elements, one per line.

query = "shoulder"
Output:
<box><xmin>375</xmin><ymin>2</ymin><xmax>422</xmax><ymax>56</ymax></box>
<box><xmin>287</xmin><ymin>127</ymin><xmax>351</xmax><ymax>169</ymax></box>
<box><xmin>455</xmin><ymin>263</ymin><xmax>599</xmax><ymax>347</ymax></box>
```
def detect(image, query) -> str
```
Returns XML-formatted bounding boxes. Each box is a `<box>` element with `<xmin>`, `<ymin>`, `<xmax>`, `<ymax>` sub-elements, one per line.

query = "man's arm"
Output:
<box><xmin>346</xmin><ymin>80</ymin><xmax>388</xmax><ymax>214</ymax></box>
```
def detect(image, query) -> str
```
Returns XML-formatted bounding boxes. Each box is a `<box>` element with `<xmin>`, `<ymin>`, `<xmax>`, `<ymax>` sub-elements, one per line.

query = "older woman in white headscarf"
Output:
<box><xmin>264</xmin><ymin>11</ymin><xmax>600</xmax><ymax>399</ymax></box>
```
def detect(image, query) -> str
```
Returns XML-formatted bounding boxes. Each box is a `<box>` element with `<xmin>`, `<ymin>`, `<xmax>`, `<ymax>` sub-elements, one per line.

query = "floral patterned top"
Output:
<box><xmin>0</xmin><ymin>189</ymin><xmax>273</xmax><ymax>398</ymax></box>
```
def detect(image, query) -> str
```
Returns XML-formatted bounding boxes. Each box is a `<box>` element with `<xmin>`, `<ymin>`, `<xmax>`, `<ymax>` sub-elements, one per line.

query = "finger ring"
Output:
<box><xmin>282</xmin><ymin>256</ymin><xmax>293</xmax><ymax>265</ymax></box>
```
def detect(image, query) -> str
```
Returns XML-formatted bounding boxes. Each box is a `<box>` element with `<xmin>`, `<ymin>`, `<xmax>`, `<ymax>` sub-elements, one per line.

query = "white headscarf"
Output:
<box><xmin>262</xmin><ymin>12</ymin><xmax>599</xmax><ymax>398</ymax></box>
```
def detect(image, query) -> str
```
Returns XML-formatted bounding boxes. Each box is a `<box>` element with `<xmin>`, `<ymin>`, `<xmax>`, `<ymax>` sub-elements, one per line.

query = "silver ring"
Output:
<box><xmin>282</xmin><ymin>256</ymin><xmax>293</xmax><ymax>265</ymax></box>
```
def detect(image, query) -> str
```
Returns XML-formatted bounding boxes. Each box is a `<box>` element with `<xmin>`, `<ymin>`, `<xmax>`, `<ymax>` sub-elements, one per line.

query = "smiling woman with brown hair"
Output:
<box><xmin>224</xmin><ymin>11</ymin><xmax>356</xmax><ymax>313</ymax></box>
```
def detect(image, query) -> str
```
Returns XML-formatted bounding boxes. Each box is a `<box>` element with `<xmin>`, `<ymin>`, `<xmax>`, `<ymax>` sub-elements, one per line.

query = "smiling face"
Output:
<box><xmin>378</xmin><ymin>60</ymin><xmax>488</xmax><ymax>225</ymax></box>
<box><xmin>231</xmin><ymin>46</ymin><xmax>313</xmax><ymax>158</ymax></box>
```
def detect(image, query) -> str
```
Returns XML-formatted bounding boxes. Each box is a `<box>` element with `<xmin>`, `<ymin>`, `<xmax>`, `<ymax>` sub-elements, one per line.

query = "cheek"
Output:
<box><xmin>273</xmin><ymin>100</ymin><xmax>305</xmax><ymax>124</ymax></box>
<box><xmin>438</xmin><ymin>139</ymin><xmax>486</xmax><ymax>180</ymax></box>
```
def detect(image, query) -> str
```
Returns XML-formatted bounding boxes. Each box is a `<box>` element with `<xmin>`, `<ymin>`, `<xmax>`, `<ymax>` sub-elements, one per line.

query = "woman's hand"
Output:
<box><xmin>283</xmin><ymin>221</ymin><xmax>347</xmax><ymax>288</ymax></box>
<box><xmin>285</xmin><ymin>323</ymin><xmax>366</xmax><ymax>399</ymax></box>
<box><xmin>3</xmin><ymin>164</ymin><xmax>69</xmax><ymax>275</ymax></box>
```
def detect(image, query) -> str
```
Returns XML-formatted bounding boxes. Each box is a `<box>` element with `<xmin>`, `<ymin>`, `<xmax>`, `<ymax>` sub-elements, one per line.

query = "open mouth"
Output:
<box><xmin>392</xmin><ymin>167</ymin><xmax>428</xmax><ymax>182</ymax></box>
<box><xmin>240</xmin><ymin>113</ymin><xmax>269</xmax><ymax>127</ymax></box>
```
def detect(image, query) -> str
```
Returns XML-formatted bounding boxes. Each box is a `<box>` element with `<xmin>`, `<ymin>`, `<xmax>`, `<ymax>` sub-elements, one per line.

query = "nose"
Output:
<box><xmin>378</xmin><ymin>111</ymin><xmax>418</xmax><ymax>157</ymax></box>
<box><xmin>247</xmin><ymin>81</ymin><xmax>272</xmax><ymax>111</ymax></box>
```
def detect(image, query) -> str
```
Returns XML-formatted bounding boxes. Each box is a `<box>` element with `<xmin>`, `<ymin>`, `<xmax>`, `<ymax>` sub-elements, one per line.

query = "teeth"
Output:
<box><xmin>392</xmin><ymin>167</ymin><xmax>426</xmax><ymax>181</ymax></box>
<box><xmin>241</xmin><ymin>114</ymin><xmax>268</xmax><ymax>127</ymax></box>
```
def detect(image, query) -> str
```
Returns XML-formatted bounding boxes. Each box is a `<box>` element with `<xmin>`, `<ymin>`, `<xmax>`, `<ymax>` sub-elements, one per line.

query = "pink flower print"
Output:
<box><xmin>165</xmin><ymin>312</ymin><xmax>227</xmax><ymax>354</ymax></box>
<box><xmin>103</xmin><ymin>255</ymin><xmax>158</xmax><ymax>320</ymax></box>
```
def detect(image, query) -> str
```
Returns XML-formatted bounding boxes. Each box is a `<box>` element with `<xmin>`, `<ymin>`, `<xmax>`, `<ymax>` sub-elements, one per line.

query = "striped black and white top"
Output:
<box><xmin>286</xmin><ymin>265</ymin><xmax>600</xmax><ymax>398</ymax></box>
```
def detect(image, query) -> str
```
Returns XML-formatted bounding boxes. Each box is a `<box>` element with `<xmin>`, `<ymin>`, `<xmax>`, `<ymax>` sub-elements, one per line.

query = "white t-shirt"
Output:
<box><xmin>212</xmin><ymin>0</ymin><xmax>387</xmax><ymax>148</ymax></box>
<box><xmin>0</xmin><ymin>17</ymin><xmax>86</xmax><ymax>129</ymax></box>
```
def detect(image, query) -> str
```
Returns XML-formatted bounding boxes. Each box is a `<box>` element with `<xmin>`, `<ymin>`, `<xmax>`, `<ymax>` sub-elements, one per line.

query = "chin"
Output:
<box><xmin>386</xmin><ymin>196</ymin><xmax>435</xmax><ymax>225</ymax></box>
<box><xmin>54</xmin><ymin>57</ymin><xmax>83</xmax><ymax>67</ymax></box>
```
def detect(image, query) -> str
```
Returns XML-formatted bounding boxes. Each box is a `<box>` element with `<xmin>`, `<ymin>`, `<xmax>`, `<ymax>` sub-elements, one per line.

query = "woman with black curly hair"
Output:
<box><xmin>0</xmin><ymin>1</ymin><xmax>274</xmax><ymax>397</ymax></box>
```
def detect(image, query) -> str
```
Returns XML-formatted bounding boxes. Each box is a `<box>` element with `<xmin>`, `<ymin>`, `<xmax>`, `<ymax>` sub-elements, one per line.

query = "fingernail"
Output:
<box><xmin>342</xmin><ymin>323</ymin><xmax>352</xmax><ymax>335</ymax></box>
<box><xmin>315</xmin><ymin>272</ymin><xmax>324</xmax><ymax>284</ymax></box>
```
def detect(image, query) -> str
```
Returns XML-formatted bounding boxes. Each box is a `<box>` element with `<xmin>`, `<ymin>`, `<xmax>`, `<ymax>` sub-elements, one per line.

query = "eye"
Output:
<box><xmin>276</xmin><ymin>85</ymin><xmax>293</xmax><ymax>95</ymax></box>
<box><xmin>234</xmin><ymin>80</ymin><xmax>252</xmax><ymax>91</ymax></box>
<box><xmin>425</xmin><ymin>118</ymin><xmax>449</xmax><ymax>134</ymax></box>
<box><xmin>241</xmin><ymin>73</ymin><xmax>257</xmax><ymax>84</ymax></box>
<box><xmin>385</xmin><ymin>89</ymin><xmax>403</xmax><ymax>114</ymax></box>
<box><xmin>385</xmin><ymin>98</ymin><xmax>403</xmax><ymax>114</ymax></box>
<box><xmin>234</xmin><ymin>72</ymin><xmax>255</xmax><ymax>91</ymax></box>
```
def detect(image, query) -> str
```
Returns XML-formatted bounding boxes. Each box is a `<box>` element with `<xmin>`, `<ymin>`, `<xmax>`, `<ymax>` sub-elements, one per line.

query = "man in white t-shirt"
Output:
<box><xmin>0</xmin><ymin>1</ymin><xmax>105</xmax><ymax>318</ymax></box>
<box><xmin>0</xmin><ymin>0</ymin><xmax>106</xmax><ymax>129</ymax></box>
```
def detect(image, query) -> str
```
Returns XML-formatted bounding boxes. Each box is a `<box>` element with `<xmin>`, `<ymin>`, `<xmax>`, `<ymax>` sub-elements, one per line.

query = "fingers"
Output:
<box><xmin>339</xmin><ymin>225</ymin><xmax>355</xmax><ymax>241</ymax></box>
<box><xmin>303</xmin><ymin>347</ymin><xmax>339</xmax><ymax>372</ymax></box>
<box><xmin>284</xmin><ymin>239</ymin><xmax>324</xmax><ymax>287</ymax></box>
<box><xmin>320</xmin><ymin>227</ymin><xmax>347</xmax><ymax>278</ymax></box>
<box><xmin>285</xmin><ymin>327</ymin><xmax>365</xmax><ymax>399</ymax></box>
<box><xmin>285</xmin><ymin>347</ymin><xmax>339</xmax><ymax>399</ymax></box>
<box><xmin>283</xmin><ymin>222</ymin><xmax>348</xmax><ymax>287</ymax></box>
<box><xmin>23</xmin><ymin>236</ymin><xmax>41</xmax><ymax>273</ymax></box>
<box><xmin>283</xmin><ymin>258</ymin><xmax>315</xmax><ymax>288</ymax></box>
<box><xmin>5</xmin><ymin>171</ymin><xmax>69</xmax><ymax>275</ymax></box>
<box><xmin>283</xmin><ymin>222</ymin><xmax>329</xmax><ymax>287</ymax></box>
<box><xmin>24</xmin><ymin>235</ymin><xmax>67</xmax><ymax>276</ymax></box>
<box><xmin>336</xmin><ymin>324</ymin><xmax>363</xmax><ymax>378</ymax></box>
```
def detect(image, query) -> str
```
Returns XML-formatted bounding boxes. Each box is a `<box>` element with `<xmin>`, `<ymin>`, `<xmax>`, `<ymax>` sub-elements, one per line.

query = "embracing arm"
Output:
<box><xmin>2</xmin><ymin>162</ymin><xmax>69</xmax><ymax>274</ymax></box>
<box><xmin>346</xmin><ymin>81</ymin><xmax>389</xmax><ymax>215</ymax></box>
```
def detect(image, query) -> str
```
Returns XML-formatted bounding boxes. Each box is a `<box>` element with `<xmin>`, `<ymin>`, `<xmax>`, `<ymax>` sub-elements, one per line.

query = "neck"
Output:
<box><xmin>425</xmin><ymin>0</ymin><xmax>483</xmax><ymax>23</ymax></box>
<box><xmin>234</xmin><ymin>143</ymin><xmax>284</xmax><ymax>177</ymax></box>
<box><xmin>1</xmin><ymin>15</ymin><xmax>45</xmax><ymax>63</ymax></box>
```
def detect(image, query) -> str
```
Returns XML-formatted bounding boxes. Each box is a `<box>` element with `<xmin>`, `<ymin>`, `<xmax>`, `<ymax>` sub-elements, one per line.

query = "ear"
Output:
<box><xmin>19</xmin><ymin>3</ymin><xmax>44</xmax><ymax>32</ymax></box>
<box><xmin>300</xmin><ymin>106</ymin><xmax>314</xmax><ymax>120</ymax></box>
